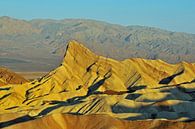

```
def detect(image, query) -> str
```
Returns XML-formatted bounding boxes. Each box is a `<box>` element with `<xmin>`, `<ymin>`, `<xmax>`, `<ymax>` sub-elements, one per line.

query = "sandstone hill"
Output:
<box><xmin>0</xmin><ymin>40</ymin><xmax>195</xmax><ymax>129</ymax></box>
<box><xmin>1</xmin><ymin>16</ymin><xmax>195</xmax><ymax>71</ymax></box>
<box><xmin>0</xmin><ymin>67</ymin><xmax>28</xmax><ymax>86</ymax></box>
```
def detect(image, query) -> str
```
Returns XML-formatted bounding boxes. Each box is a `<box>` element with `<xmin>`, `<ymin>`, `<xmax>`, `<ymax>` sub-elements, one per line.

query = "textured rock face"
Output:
<box><xmin>0</xmin><ymin>40</ymin><xmax>195</xmax><ymax>128</ymax></box>
<box><xmin>0</xmin><ymin>67</ymin><xmax>28</xmax><ymax>86</ymax></box>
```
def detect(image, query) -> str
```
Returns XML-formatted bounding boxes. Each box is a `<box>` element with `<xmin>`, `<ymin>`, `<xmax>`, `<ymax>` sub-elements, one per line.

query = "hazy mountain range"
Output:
<box><xmin>0</xmin><ymin>16</ymin><xmax>195</xmax><ymax>71</ymax></box>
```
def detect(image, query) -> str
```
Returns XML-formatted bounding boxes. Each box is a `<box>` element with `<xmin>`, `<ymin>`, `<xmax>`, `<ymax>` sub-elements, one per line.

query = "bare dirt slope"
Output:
<box><xmin>0</xmin><ymin>67</ymin><xmax>28</xmax><ymax>86</ymax></box>
<box><xmin>1</xmin><ymin>113</ymin><xmax>195</xmax><ymax>129</ymax></box>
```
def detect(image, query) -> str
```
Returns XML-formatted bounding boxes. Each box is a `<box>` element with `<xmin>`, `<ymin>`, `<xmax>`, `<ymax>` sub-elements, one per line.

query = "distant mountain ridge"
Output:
<box><xmin>0</xmin><ymin>16</ymin><xmax>195</xmax><ymax>71</ymax></box>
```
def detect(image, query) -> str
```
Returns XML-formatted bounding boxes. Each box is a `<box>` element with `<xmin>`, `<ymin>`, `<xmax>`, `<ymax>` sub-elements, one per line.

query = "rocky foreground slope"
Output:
<box><xmin>0</xmin><ymin>40</ymin><xmax>195</xmax><ymax>128</ymax></box>
<box><xmin>1</xmin><ymin>113</ymin><xmax>195</xmax><ymax>129</ymax></box>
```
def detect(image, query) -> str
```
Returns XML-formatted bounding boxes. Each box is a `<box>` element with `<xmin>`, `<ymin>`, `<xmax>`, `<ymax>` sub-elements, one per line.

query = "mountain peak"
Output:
<box><xmin>65</xmin><ymin>40</ymin><xmax>93</xmax><ymax>54</ymax></box>
<box><xmin>62</xmin><ymin>40</ymin><xmax>97</xmax><ymax>65</ymax></box>
<box><xmin>65</xmin><ymin>40</ymin><xmax>89</xmax><ymax>53</ymax></box>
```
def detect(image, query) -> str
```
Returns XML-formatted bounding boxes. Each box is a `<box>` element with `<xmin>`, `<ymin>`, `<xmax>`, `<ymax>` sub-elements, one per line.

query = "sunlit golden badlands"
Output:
<box><xmin>0</xmin><ymin>40</ymin><xmax>195</xmax><ymax>129</ymax></box>
<box><xmin>0</xmin><ymin>68</ymin><xmax>28</xmax><ymax>86</ymax></box>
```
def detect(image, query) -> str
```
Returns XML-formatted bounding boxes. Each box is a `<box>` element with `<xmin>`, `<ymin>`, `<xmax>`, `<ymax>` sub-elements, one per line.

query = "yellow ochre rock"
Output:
<box><xmin>0</xmin><ymin>67</ymin><xmax>28</xmax><ymax>86</ymax></box>
<box><xmin>0</xmin><ymin>40</ymin><xmax>195</xmax><ymax>123</ymax></box>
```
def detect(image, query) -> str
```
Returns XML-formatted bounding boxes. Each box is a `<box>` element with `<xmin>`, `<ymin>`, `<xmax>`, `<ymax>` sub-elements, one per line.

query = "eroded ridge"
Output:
<box><xmin>0</xmin><ymin>40</ymin><xmax>195</xmax><ymax>129</ymax></box>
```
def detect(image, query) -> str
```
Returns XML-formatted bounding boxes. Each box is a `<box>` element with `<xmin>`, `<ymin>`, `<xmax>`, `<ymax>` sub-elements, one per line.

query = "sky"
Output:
<box><xmin>0</xmin><ymin>0</ymin><xmax>195</xmax><ymax>33</ymax></box>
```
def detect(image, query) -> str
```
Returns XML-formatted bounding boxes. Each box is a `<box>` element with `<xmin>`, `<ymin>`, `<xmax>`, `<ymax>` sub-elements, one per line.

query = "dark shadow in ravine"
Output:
<box><xmin>0</xmin><ymin>115</ymin><xmax>35</xmax><ymax>128</ymax></box>
<box><xmin>87</xmin><ymin>69</ymin><xmax>112</xmax><ymax>95</ymax></box>
<box><xmin>159</xmin><ymin>69</ymin><xmax>184</xmax><ymax>84</ymax></box>
<box><xmin>128</xmin><ymin>85</ymin><xmax>147</xmax><ymax>92</ymax></box>
<box><xmin>154</xmin><ymin>79</ymin><xmax>195</xmax><ymax>90</ymax></box>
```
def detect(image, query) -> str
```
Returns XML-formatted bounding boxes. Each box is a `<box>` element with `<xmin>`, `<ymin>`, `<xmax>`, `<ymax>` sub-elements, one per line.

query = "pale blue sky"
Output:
<box><xmin>0</xmin><ymin>0</ymin><xmax>195</xmax><ymax>33</ymax></box>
